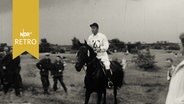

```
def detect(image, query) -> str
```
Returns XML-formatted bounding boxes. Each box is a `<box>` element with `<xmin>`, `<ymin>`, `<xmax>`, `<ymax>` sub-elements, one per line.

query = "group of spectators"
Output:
<box><xmin>0</xmin><ymin>49</ymin><xmax>67</xmax><ymax>96</ymax></box>
<box><xmin>36</xmin><ymin>54</ymin><xmax>67</xmax><ymax>95</ymax></box>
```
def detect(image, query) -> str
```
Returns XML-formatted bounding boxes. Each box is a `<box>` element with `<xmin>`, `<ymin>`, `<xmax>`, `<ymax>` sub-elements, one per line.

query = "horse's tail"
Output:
<box><xmin>111</xmin><ymin>61</ymin><xmax>125</xmax><ymax>88</ymax></box>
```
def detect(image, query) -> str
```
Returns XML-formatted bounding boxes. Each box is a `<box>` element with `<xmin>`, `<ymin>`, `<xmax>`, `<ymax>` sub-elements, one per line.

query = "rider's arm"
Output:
<box><xmin>100</xmin><ymin>35</ymin><xmax>109</xmax><ymax>52</ymax></box>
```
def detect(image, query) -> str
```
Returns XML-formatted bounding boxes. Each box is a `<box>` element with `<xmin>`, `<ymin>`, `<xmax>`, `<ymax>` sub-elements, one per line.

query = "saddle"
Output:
<box><xmin>99</xmin><ymin>60</ymin><xmax>123</xmax><ymax>73</ymax></box>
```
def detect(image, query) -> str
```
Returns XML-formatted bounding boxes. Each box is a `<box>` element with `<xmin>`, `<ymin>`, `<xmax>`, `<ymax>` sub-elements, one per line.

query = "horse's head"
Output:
<box><xmin>75</xmin><ymin>40</ymin><xmax>96</xmax><ymax>72</ymax></box>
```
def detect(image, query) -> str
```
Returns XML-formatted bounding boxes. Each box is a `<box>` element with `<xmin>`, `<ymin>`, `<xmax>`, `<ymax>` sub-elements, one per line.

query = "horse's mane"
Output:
<box><xmin>82</xmin><ymin>43</ymin><xmax>97</xmax><ymax>58</ymax></box>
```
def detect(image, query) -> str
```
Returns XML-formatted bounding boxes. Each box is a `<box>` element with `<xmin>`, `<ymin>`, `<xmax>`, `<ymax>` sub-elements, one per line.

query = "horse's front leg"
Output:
<box><xmin>114</xmin><ymin>87</ymin><xmax>117</xmax><ymax>104</ymax></box>
<box><xmin>85</xmin><ymin>90</ymin><xmax>91</xmax><ymax>104</ymax></box>
<box><xmin>97</xmin><ymin>92</ymin><xmax>102</xmax><ymax>104</ymax></box>
<box><xmin>103</xmin><ymin>89</ymin><xmax>106</xmax><ymax>104</ymax></box>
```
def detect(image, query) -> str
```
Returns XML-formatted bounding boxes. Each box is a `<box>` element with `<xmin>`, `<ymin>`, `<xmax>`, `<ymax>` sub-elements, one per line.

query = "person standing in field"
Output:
<box><xmin>1</xmin><ymin>49</ymin><xmax>22</xmax><ymax>96</ymax></box>
<box><xmin>51</xmin><ymin>55</ymin><xmax>67</xmax><ymax>93</ymax></box>
<box><xmin>121</xmin><ymin>58</ymin><xmax>127</xmax><ymax>70</ymax></box>
<box><xmin>87</xmin><ymin>22</ymin><xmax>113</xmax><ymax>88</ymax></box>
<box><xmin>36</xmin><ymin>54</ymin><xmax>52</xmax><ymax>95</ymax></box>
<box><xmin>166</xmin><ymin>58</ymin><xmax>176</xmax><ymax>81</ymax></box>
<box><xmin>165</xmin><ymin>33</ymin><xmax>184</xmax><ymax>104</ymax></box>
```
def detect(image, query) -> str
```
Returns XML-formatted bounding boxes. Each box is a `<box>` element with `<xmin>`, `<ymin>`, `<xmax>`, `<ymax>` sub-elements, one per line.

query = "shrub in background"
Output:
<box><xmin>134</xmin><ymin>49</ymin><xmax>155</xmax><ymax>70</ymax></box>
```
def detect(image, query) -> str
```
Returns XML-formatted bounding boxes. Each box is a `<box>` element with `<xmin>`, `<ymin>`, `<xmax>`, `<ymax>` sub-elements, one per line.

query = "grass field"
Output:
<box><xmin>0</xmin><ymin>49</ymin><xmax>182</xmax><ymax>104</ymax></box>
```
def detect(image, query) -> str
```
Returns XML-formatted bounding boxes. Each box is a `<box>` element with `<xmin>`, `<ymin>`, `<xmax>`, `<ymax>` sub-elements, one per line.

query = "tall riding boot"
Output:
<box><xmin>106</xmin><ymin>70</ymin><xmax>113</xmax><ymax>88</ymax></box>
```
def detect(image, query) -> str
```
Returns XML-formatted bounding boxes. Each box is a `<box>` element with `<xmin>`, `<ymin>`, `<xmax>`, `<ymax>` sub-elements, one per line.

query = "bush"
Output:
<box><xmin>134</xmin><ymin>50</ymin><xmax>155</xmax><ymax>70</ymax></box>
<box><xmin>59</xmin><ymin>49</ymin><xmax>65</xmax><ymax>53</ymax></box>
<box><xmin>165</xmin><ymin>45</ymin><xmax>180</xmax><ymax>50</ymax></box>
<box><xmin>51</xmin><ymin>51</ymin><xmax>57</xmax><ymax>54</ymax></box>
<box><xmin>39</xmin><ymin>38</ymin><xmax>51</xmax><ymax>53</ymax></box>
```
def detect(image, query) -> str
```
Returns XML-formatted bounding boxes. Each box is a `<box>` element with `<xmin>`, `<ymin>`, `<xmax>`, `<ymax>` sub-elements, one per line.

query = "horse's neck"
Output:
<box><xmin>87</xmin><ymin>57</ymin><xmax>97</xmax><ymax>67</ymax></box>
<box><xmin>86</xmin><ymin>57</ymin><xmax>101</xmax><ymax>73</ymax></box>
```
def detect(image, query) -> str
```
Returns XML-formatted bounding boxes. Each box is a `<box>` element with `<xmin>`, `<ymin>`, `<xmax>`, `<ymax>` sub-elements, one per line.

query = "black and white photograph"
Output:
<box><xmin>0</xmin><ymin>0</ymin><xmax>184</xmax><ymax>104</ymax></box>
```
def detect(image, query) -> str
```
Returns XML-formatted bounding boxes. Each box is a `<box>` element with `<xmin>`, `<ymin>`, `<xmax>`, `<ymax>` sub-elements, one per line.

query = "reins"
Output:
<box><xmin>85</xmin><ymin>53</ymin><xmax>107</xmax><ymax>77</ymax></box>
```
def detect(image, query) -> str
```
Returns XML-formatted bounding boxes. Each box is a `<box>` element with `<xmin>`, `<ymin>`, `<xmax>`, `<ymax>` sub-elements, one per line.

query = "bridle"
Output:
<box><xmin>77</xmin><ymin>45</ymin><xmax>107</xmax><ymax>79</ymax></box>
<box><xmin>77</xmin><ymin>45</ymin><xmax>97</xmax><ymax>70</ymax></box>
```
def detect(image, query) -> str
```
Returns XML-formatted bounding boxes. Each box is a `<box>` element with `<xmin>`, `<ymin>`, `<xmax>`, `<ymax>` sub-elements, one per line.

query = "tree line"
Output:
<box><xmin>71</xmin><ymin>37</ymin><xmax>180</xmax><ymax>54</ymax></box>
<box><xmin>0</xmin><ymin>37</ymin><xmax>180</xmax><ymax>54</ymax></box>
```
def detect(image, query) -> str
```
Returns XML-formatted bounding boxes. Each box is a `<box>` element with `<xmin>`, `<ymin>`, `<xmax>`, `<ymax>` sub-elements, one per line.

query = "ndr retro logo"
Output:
<box><xmin>14</xmin><ymin>29</ymin><xmax>37</xmax><ymax>45</ymax></box>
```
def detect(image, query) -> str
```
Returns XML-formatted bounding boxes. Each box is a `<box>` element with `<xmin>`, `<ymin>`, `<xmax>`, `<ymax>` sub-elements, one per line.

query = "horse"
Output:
<box><xmin>75</xmin><ymin>41</ymin><xmax>124</xmax><ymax>104</ymax></box>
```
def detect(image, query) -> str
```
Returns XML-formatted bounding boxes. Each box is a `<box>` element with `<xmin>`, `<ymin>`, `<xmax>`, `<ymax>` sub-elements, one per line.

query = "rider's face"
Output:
<box><xmin>91</xmin><ymin>26</ymin><xmax>98</xmax><ymax>35</ymax></box>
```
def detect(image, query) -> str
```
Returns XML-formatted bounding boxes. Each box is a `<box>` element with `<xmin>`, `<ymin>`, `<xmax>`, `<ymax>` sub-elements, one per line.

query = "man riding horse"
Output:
<box><xmin>87</xmin><ymin>22</ymin><xmax>113</xmax><ymax>88</ymax></box>
<box><xmin>75</xmin><ymin>41</ymin><xmax>124</xmax><ymax>104</ymax></box>
<box><xmin>75</xmin><ymin>23</ymin><xmax>124</xmax><ymax>104</ymax></box>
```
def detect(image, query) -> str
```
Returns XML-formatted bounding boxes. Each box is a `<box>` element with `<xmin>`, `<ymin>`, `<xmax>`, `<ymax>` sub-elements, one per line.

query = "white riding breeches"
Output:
<box><xmin>96</xmin><ymin>52</ymin><xmax>110</xmax><ymax>70</ymax></box>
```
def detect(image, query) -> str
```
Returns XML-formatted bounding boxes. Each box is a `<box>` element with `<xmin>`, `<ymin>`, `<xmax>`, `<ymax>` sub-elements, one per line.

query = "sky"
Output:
<box><xmin>0</xmin><ymin>0</ymin><xmax>184</xmax><ymax>45</ymax></box>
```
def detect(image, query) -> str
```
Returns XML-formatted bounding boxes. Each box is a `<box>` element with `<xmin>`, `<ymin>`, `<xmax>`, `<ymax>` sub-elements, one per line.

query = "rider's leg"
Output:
<box><xmin>105</xmin><ymin>69</ymin><xmax>113</xmax><ymax>88</ymax></box>
<box><xmin>102</xmin><ymin>59</ymin><xmax>113</xmax><ymax>88</ymax></box>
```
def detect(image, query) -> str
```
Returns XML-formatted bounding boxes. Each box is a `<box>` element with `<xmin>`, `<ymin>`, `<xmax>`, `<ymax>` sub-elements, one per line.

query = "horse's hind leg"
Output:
<box><xmin>97</xmin><ymin>92</ymin><xmax>102</xmax><ymax>104</ymax></box>
<box><xmin>85</xmin><ymin>90</ymin><xmax>91</xmax><ymax>104</ymax></box>
<box><xmin>113</xmin><ymin>87</ymin><xmax>117</xmax><ymax>104</ymax></box>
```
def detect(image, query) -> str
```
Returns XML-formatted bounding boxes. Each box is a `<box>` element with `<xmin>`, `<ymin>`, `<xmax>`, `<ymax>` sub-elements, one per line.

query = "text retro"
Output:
<box><xmin>14</xmin><ymin>29</ymin><xmax>37</xmax><ymax>45</ymax></box>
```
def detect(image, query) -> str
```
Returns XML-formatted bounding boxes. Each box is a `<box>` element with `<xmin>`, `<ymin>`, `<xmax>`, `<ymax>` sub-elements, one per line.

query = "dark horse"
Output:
<box><xmin>75</xmin><ymin>41</ymin><xmax>124</xmax><ymax>104</ymax></box>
